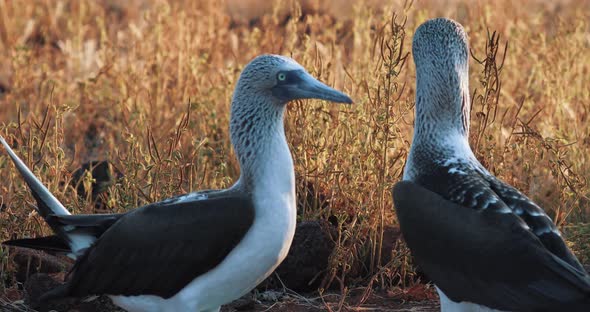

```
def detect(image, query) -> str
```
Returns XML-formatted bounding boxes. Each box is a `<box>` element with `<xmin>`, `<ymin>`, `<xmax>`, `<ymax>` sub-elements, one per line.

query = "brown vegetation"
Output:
<box><xmin>0</xmin><ymin>0</ymin><xmax>588</xmax><ymax>310</ymax></box>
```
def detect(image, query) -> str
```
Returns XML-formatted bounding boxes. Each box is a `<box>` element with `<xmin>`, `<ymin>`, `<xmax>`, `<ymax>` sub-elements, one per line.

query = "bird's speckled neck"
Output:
<box><xmin>404</xmin><ymin>18</ymin><xmax>476</xmax><ymax>180</ymax></box>
<box><xmin>228</xmin><ymin>55</ymin><xmax>298</xmax><ymax>192</ymax></box>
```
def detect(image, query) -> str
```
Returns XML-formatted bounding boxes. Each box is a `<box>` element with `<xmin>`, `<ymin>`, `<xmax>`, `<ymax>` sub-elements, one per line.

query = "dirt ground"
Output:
<box><xmin>1</xmin><ymin>289</ymin><xmax>440</xmax><ymax>312</ymax></box>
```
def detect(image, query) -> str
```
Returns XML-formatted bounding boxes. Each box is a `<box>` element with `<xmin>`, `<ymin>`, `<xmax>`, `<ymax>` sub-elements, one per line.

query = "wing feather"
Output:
<box><xmin>414</xmin><ymin>162</ymin><xmax>583</xmax><ymax>271</ymax></box>
<box><xmin>61</xmin><ymin>194</ymin><xmax>254</xmax><ymax>299</ymax></box>
<box><xmin>393</xmin><ymin>181</ymin><xmax>590</xmax><ymax>311</ymax></box>
<box><xmin>485</xmin><ymin>176</ymin><xmax>585</xmax><ymax>271</ymax></box>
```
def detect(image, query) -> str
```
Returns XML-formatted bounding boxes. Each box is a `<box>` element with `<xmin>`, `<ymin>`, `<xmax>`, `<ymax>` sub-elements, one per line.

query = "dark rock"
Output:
<box><xmin>11</xmin><ymin>248</ymin><xmax>69</xmax><ymax>284</ymax></box>
<box><xmin>226</xmin><ymin>295</ymin><xmax>257</xmax><ymax>311</ymax></box>
<box><xmin>24</xmin><ymin>274</ymin><xmax>124</xmax><ymax>312</ymax></box>
<box><xmin>77</xmin><ymin>296</ymin><xmax>126</xmax><ymax>312</ymax></box>
<box><xmin>260</xmin><ymin>221</ymin><xmax>336</xmax><ymax>292</ymax></box>
<box><xmin>24</xmin><ymin>273</ymin><xmax>63</xmax><ymax>308</ymax></box>
<box><xmin>379</xmin><ymin>225</ymin><xmax>403</xmax><ymax>264</ymax></box>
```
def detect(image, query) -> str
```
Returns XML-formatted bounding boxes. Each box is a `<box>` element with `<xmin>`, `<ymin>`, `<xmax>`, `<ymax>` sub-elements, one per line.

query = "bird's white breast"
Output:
<box><xmin>110</xmin><ymin>132</ymin><xmax>297</xmax><ymax>312</ymax></box>
<box><xmin>437</xmin><ymin>287</ymin><xmax>507</xmax><ymax>312</ymax></box>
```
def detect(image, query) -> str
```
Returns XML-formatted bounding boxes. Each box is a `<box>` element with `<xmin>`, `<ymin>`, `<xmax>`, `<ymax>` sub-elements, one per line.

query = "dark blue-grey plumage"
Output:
<box><xmin>394</xmin><ymin>181</ymin><xmax>590</xmax><ymax>311</ymax></box>
<box><xmin>46</xmin><ymin>192</ymin><xmax>254</xmax><ymax>300</ymax></box>
<box><xmin>396</xmin><ymin>17</ymin><xmax>590</xmax><ymax>311</ymax></box>
<box><xmin>410</xmin><ymin>148</ymin><xmax>584</xmax><ymax>272</ymax></box>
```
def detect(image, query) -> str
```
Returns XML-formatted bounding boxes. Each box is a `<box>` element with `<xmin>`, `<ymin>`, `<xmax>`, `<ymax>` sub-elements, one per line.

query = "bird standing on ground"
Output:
<box><xmin>393</xmin><ymin>18</ymin><xmax>590</xmax><ymax>311</ymax></box>
<box><xmin>1</xmin><ymin>54</ymin><xmax>352</xmax><ymax>312</ymax></box>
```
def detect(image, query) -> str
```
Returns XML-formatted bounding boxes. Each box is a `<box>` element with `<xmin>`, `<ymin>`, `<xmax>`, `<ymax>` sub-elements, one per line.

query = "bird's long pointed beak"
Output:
<box><xmin>296</xmin><ymin>72</ymin><xmax>353</xmax><ymax>104</ymax></box>
<box><xmin>272</xmin><ymin>70</ymin><xmax>353</xmax><ymax>104</ymax></box>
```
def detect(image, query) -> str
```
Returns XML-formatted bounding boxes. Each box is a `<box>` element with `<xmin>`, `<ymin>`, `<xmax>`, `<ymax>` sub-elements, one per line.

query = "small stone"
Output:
<box><xmin>260</xmin><ymin>221</ymin><xmax>335</xmax><ymax>292</ymax></box>
<box><xmin>11</xmin><ymin>248</ymin><xmax>69</xmax><ymax>284</ymax></box>
<box><xmin>23</xmin><ymin>273</ymin><xmax>64</xmax><ymax>309</ymax></box>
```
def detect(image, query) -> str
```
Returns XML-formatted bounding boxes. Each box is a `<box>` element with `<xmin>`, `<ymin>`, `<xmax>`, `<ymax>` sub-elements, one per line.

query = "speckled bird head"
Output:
<box><xmin>412</xmin><ymin>18</ymin><xmax>471</xmax><ymax>137</ymax></box>
<box><xmin>413</xmin><ymin>18</ymin><xmax>469</xmax><ymax>74</ymax></box>
<box><xmin>234</xmin><ymin>55</ymin><xmax>303</xmax><ymax>93</ymax></box>
<box><xmin>233</xmin><ymin>54</ymin><xmax>352</xmax><ymax>105</ymax></box>
<box><xmin>229</xmin><ymin>54</ymin><xmax>351</xmax><ymax>179</ymax></box>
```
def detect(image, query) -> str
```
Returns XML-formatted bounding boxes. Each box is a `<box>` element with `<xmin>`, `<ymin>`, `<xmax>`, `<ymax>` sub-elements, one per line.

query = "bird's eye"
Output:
<box><xmin>277</xmin><ymin>72</ymin><xmax>286</xmax><ymax>81</ymax></box>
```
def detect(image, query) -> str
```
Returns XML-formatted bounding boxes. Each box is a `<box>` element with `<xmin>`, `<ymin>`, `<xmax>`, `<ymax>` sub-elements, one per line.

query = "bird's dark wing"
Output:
<box><xmin>393</xmin><ymin>181</ymin><xmax>590</xmax><ymax>311</ymax></box>
<box><xmin>485</xmin><ymin>175</ymin><xmax>585</xmax><ymax>271</ymax></box>
<box><xmin>414</xmin><ymin>162</ymin><xmax>584</xmax><ymax>272</ymax></box>
<box><xmin>50</xmin><ymin>213</ymin><xmax>123</xmax><ymax>229</ymax></box>
<box><xmin>56</xmin><ymin>193</ymin><xmax>254</xmax><ymax>299</ymax></box>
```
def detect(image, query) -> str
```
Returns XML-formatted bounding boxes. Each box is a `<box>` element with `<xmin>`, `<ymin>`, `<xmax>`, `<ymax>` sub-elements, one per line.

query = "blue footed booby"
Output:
<box><xmin>393</xmin><ymin>18</ymin><xmax>590</xmax><ymax>311</ymax></box>
<box><xmin>1</xmin><ymin>54</ymin><xmax>352</xmax><ymax>312</ymax></box>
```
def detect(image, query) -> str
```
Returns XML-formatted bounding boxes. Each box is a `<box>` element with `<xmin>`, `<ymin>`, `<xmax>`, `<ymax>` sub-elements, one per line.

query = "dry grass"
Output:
<box><xmin>0</xmin><ymin>0</ymin><xmax>588</xmax><ymax>305</ymax></box>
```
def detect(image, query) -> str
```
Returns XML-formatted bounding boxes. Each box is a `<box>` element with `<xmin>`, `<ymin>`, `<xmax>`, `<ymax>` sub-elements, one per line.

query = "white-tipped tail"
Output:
<box><xmin>1</xmin><ymin>136</ymin><xmax>97</xmax><ymax>257</ymax></box>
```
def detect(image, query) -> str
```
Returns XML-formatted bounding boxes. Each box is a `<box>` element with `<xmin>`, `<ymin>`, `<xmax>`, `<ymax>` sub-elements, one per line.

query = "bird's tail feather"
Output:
<box><xmin>3</xmin><ymin>236</ymin><xmax>71</xmax><ymax>253</ymax></box>
<box><xmin>0</xmin><ymin>136</ymin><xmax>70</xmax><ymax>218</ymax></box>
<box><xmin>0</xmin><ymin>136</ymin><xmax>96</xmax><ymax>256</ymax></box>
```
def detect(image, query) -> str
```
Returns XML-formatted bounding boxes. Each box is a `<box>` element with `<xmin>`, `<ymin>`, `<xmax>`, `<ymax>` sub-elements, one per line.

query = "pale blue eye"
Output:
<box><xmin>278</xmin><ymin>73</ymin><xmax>286</xmax><ymax>81</ymax></box>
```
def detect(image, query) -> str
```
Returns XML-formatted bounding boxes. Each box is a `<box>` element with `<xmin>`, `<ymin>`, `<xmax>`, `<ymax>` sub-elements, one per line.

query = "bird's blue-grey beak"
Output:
<box><xmin>272</xmin><ymin>70</ymin><xmax>353</xmax><ymax>104</ymax></box>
